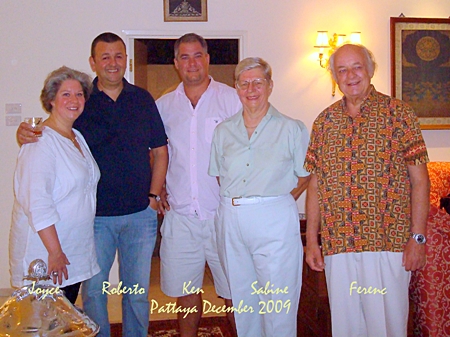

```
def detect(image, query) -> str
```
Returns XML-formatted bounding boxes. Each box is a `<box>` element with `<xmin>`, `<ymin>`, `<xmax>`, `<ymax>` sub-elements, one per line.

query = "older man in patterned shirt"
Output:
<box><xmin>304</xmin><ymin>44</ymin><xmax>430</xmax><ymax>337</ymax></box>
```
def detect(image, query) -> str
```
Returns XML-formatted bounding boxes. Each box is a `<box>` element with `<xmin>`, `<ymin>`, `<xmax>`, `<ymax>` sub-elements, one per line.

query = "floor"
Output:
<box><xmin>0</xmin><ymin>257</ymin><xmax>225</xmax><ymax>323</ymax></box>
<box><xmin>78</xmin><ymin>257</ymin><xmax>225</xmax><ymax>322</ymax></box>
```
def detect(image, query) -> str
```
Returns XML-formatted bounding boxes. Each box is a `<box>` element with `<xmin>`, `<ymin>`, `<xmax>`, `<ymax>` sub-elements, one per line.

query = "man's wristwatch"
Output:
<box><xmin>148</xmin><ymin>193</ymin><xmax>161</xmax><ymax>202</ymax></box>
<box><xmin>410</xmin><ymin>232</ymin><xmax>426</xmax><ymax>245</ymax></box>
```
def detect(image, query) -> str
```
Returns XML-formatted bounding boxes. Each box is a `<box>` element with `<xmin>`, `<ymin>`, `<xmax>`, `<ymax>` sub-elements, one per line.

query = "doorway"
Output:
<box><xmin>124</xmin><ymin>30</ymin><xmax>246</xmax><ymax>99</ymax></box>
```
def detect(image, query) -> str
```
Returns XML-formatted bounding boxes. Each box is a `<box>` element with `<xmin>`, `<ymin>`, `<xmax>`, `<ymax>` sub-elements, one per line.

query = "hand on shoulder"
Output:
<box><xmin>17</xmin><ymin>122</ymin><xmax>42</xmax><ymax>146</ymax></box>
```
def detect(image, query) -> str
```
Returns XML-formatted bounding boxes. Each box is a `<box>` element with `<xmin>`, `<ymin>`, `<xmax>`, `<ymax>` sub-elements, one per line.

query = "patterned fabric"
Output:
<box><xmin>428</xmin><ymin>162</ymin><xmax>450</xmax><ymax>208</ymax></box>
<box><xmin>410</xmin><ymin>162</ymin><xmax>450</xmax><ymax>337</ymax></box>
<box><xmin>305</xmin><ymin>86</ymin><xmax>429</xmax><ymax>255</ymax></box>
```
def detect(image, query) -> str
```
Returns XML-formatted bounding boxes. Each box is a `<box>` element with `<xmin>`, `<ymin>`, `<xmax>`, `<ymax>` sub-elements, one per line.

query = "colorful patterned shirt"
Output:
<box><xmin>304</xmin><ymin>86</ymin><xmax>429</xmax><ymax>255</ymax></box>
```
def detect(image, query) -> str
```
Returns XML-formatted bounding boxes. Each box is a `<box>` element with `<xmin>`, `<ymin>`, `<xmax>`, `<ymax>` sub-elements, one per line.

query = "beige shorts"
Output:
<box><xmin>159</xmin><ymin>209</ymin><xmax>231</xmax><ymax>299</ymax></box>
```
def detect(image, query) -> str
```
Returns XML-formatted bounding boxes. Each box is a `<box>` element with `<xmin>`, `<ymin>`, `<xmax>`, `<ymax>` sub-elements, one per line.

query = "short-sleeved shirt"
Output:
<box><xmin>74</xmin><ymin>77</ymin><xmax>168</xmax><ymax>216</ymax></box>
<box><xmin>304</xmin><ymin>86</ymin><xmax>429</xmax><ymax>255</ymax></box>
<box><xmin>209</xmin><ymin>104</ymin><xmax>310</xmax><ymax>197</ymax></box>
<box><xmin>156</xmin><ymin>78</ymin><xmax>241</xmax><ymax>220</ymax></box>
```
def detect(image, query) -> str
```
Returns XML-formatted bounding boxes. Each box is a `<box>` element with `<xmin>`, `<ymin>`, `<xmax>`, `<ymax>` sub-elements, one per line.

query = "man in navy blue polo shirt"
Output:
<box><xmin>17</xmin><ymin>32</ymin><xmax>168</xmax><ymax>337</ymax></box>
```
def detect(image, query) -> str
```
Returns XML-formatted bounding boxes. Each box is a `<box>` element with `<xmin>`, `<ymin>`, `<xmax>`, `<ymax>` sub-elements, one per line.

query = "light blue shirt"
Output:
<box><xmin>209</xmin><ymin>104</ymin><xmax>310</xmax><ymax>197</ymax></box>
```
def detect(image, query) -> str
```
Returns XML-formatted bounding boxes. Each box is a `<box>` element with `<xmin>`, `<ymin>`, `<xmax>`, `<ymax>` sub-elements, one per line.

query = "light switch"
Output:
<box><xmin>5</xmin><ymin>103</ymin><xmax>22</xmax><ymax>114</ymax></box>
<box><xmin>5</xmin><ymin>115</ymin><xmax>21</xmax><ymax>126</ymax></box>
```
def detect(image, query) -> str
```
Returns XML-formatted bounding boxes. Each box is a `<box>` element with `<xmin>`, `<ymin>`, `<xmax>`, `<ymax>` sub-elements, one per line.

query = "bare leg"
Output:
<box><xmin>225</xmin><ymin>298</ymin><xmax>238</xmax><ymax>337</ymax></box>
<box><xmin>177</xmin><ymin>293</ymin><xmax>203</xmax><ymax>337</ymax></box>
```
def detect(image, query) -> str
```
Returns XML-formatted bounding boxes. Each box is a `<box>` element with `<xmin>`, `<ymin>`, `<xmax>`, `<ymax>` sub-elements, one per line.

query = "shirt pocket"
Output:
<box><xmin>204</xmin><ymin>117</ymin><xmax>223</xmax><ymax>143</ymax></box>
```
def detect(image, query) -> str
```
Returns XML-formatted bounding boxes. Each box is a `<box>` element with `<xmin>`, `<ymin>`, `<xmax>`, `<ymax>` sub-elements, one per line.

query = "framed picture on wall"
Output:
<box><xmin>390</xmin><ymin>17</ymin><xmax>450</xmax><ymax>130</ymax></box>
<box><xmin>164</xmin><ymin>0</ymin><xmax>207</xmax><ymax>22</ymax></box>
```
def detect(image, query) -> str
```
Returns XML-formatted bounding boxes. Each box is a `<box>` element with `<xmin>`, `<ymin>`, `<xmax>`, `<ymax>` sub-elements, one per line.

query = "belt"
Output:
<box><xmin>228</xmin><ymin>196</ymin><xmax>283</xmax><ymax>206</ymax></box>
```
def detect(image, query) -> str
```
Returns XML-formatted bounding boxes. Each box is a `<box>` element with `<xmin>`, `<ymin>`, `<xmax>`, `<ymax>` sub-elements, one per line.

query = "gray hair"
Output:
<box><xmin>174</xmin><ymin>33</ymin><xmax>208</xmax><ymax>59</ymax></box>
<box><xmin>235</xmin><ymin>57</ymin><xmax>272</xmax><ymax>82</ymax></box>
<box><xmin>40</xmin><ymin>66</ymin><xmax>93</xmax><ymax>113</ymax></box>
<box><xmin>327</xmin><ymin>44</ymin><xmax>377</xmax><ymax>81</ymax></box>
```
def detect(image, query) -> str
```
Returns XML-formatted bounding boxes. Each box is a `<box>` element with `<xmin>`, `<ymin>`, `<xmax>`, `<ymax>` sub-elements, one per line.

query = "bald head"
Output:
<box><xmin>328</xmin><ymin>44</ymin><xmax>376</xmax><ymax>102</ymax></box>
<box><xmin>328</xmin><ymin>44</ymin><xmax>377</xmax><ymax>82</ymax></box>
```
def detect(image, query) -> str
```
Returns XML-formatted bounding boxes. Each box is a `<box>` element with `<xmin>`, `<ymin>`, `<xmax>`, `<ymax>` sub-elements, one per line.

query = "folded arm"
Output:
<box><xmin>290</xmin><ymin>175</ymin><xmax>311</xmax><ymax>200</ymax></box>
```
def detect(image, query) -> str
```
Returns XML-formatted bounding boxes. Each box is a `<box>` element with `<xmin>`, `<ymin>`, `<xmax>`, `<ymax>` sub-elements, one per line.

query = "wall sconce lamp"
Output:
<box><xmin>314</xmin><ymin>31</ymin><xmax>362</xmax><ymax>95</ymax></box>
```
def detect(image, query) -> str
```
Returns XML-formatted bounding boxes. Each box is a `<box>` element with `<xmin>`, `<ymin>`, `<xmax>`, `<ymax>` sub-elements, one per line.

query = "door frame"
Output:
<box><xmin>122</xmin><ymin>30</ymin><xmax>247</xmax><ymax>84</ymax></box>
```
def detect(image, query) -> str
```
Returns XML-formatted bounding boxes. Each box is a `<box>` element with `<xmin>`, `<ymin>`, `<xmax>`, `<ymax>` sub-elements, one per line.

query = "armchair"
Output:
<box><xmin>410</xmin><ymin>162</ymin><xmax>450</xmax><ymax>336</ymax></box>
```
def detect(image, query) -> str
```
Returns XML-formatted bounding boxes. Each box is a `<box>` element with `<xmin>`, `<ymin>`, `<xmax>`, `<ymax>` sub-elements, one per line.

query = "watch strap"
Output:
<box><xmin>148</xmin><ymin>193</ymin><xmax>160</xmax><ymax>201</ymax></box>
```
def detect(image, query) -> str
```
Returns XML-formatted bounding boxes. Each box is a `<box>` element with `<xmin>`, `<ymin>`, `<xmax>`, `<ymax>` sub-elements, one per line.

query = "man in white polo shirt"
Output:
<box><xmin>156</xmin><ymin>33</ymin><xmax>241</xmax><ymax>336</ymax></box>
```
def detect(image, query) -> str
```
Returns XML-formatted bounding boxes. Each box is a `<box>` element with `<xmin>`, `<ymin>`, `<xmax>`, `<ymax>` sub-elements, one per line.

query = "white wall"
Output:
<box><xmin>1</xmin><ymin>0</ymin><xmax>449</xmax><ymax>288</ymax></box>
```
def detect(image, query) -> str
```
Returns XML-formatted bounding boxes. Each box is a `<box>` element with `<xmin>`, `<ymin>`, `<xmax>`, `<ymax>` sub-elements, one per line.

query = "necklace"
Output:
<box><xmin>45</xmin><ymin>122</ymin><xmax>77</xmax><ymax>144</ymax></box>
<box><xmin>57</xmin><ymin>130</ymin><xmax>76</xmax><ymax>143</ymax></box>
<box><xmin>244</xmin><ymin>124</ymin><xmax>257</xmax><ymax>129</ymax></box>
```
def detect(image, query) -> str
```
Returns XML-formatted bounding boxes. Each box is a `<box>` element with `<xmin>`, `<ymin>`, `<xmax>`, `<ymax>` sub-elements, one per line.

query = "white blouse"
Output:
<box><xmin>10</xmin><ymin>127</ymin><xmax>100</xmax><ymax>288</ymax></box>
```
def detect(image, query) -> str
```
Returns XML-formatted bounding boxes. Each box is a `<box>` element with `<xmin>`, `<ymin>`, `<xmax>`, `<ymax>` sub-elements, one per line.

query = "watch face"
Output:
<box><xmin>414</xmin><ymin>234</ymin><xmax>426</xmax><ymax>244</ymax></box>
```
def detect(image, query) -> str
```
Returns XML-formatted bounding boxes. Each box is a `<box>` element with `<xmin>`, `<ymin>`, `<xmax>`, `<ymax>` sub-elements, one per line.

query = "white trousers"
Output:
<box><xmin>216</xmin><ymin>194</ymin><xmax>302</xmax><ymax>337</ymax></box>
<box><xmin>324</xmin><ymin>252</ymin><xmax>410</xmax><ymax>337</ymax></box>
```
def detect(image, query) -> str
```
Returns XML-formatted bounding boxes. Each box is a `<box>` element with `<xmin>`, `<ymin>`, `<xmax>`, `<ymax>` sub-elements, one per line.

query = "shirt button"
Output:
<box><xmin>243</xmin><ymin>179</ymin><xmax>246</xmax><ymax>183</ymax></box>
<box><xmin>246</xmin><ymin>163</ymin><xmax>249</xmax><ymax>166</ymax></box>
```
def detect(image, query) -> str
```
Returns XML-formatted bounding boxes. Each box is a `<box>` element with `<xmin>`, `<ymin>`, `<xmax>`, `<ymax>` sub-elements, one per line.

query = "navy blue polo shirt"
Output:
<box><xmin>74</xmin><ymin>77</ymin><xmax>167</xmax><ymax>216</ymax></box>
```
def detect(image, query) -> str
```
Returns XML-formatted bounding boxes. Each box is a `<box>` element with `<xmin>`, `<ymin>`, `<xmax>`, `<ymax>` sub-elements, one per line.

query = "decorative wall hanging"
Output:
<box><xmin>391</xmin><ymin>17</ymin><xmax>450</xmax><ymax>130</ymax></box>
<box><xmin>164</xmin><ymin>0</ymin><xmax>207</xmax><ymax>22</ymax></box>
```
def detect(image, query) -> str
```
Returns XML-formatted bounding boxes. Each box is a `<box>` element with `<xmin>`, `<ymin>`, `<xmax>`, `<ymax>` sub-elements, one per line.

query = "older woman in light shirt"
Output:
<box><xmin>209</xmin><ymin>57</ymin><xmax>310</xmax><ymax>336</ymax></box>
<box><xmin>10</xmin><ymin>66</ymin><xmax>100</xmax><ymax>304</ymax></box>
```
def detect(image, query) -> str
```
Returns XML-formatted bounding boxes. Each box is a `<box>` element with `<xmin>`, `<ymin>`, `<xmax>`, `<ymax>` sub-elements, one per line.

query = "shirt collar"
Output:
<box><xmin>92</xmin><ymin>77</ymin><xmax>132</xmax><ymax>95</ymax></box>
<box><xmin>341</xmin><ymin>84</ymin><xmax>376</xmax><ymax>115</ymax></box>
<box><xmin>234</xmin><ymin>103</ymin><xmax>279</xmax><ymax>127</ymax></box>
<box><xmin>266</xmin><ymin>104</ymin><xmax>282</xmax><ymax>118</ymax></box>
<box><xmin>175</xmin><ymin>75</ymin><xmax>215</xmax><ymax>96</ymax></box>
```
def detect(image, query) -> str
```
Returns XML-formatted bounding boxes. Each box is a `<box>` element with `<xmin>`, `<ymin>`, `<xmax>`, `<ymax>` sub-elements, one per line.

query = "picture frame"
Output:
<box><xmin>164</xmin><ymin>0</ymin><xmax>207</xmax><ymax>22</ymax></box>
<box><xmin>390</xmin><ymin>17</ymin><xmax>450</xmax><ymax>130</ymax></box>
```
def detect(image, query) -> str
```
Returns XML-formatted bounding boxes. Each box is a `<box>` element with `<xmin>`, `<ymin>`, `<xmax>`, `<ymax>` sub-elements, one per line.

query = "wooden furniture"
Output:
<box><xmin>298</xmin><ymin>219</ymin><xmax>332</xmax><ymax>336</ymax></box>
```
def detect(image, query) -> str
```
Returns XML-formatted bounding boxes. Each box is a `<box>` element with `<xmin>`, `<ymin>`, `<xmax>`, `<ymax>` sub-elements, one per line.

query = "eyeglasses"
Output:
<box><xmin>235</xmin><ymin>78</ymin><xmax>267</xmax><ymax>91</ymax></box>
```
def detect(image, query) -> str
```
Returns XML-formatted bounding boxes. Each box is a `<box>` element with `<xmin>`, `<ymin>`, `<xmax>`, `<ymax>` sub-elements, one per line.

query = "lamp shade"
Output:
<box><xmin>350</xmin><ymin>32</ymin><xmax>362</xmax><ymax>44</ymax></box>
<box><xmin>315</xmin><ymin>31</ymin><xmax>329</xmax><ymax>48</ymax></box>
<box><xmin>336</xmin><ymin>34</ymin><xmax>347</xmax><ymax>46</ymax></box>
